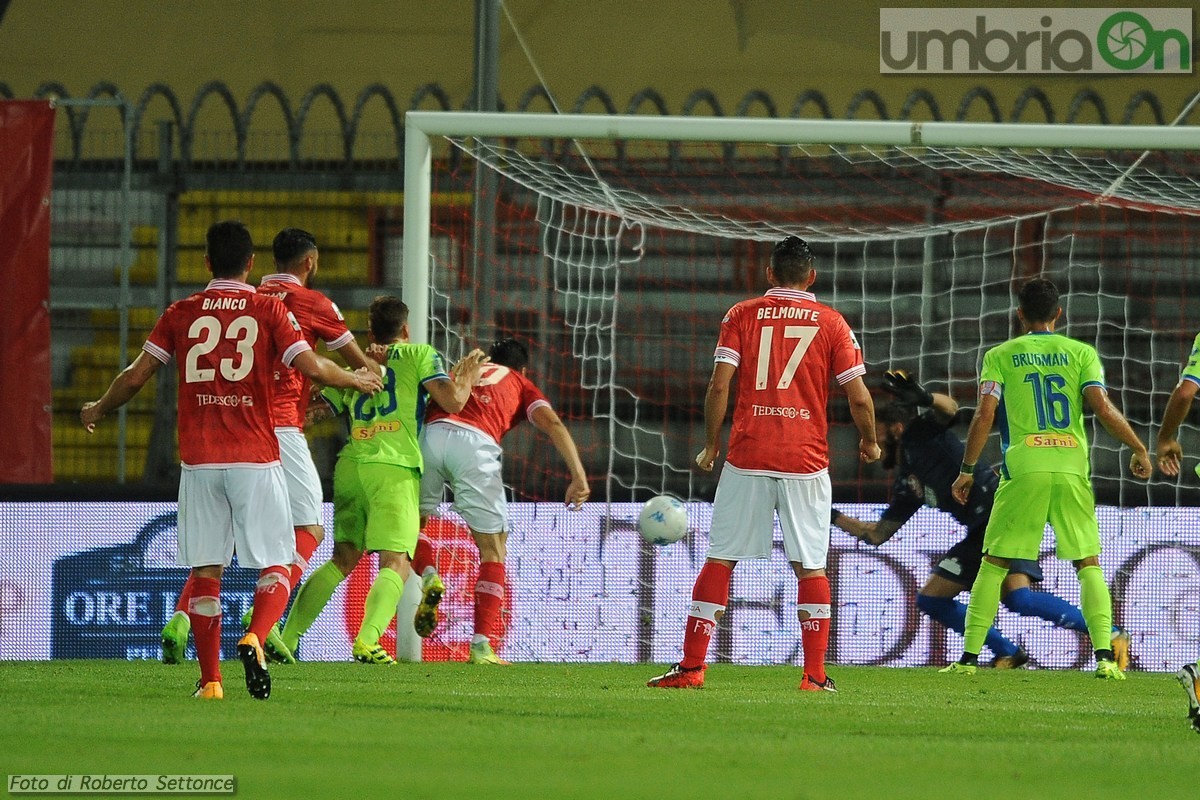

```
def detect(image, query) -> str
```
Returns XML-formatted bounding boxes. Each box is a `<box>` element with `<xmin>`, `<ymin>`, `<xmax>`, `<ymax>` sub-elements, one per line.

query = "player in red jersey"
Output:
<box><xmin>409</xmin><ymin>337</ymin><xmax>590</xmax><ymax>664</ymax></box>
<box><xmin>81</xmin><ymin>220</ymin><xmax>382</xmax><ymax>700</ymax></box>
<box><xmin>159</xmin><ymin>228</ymin><xmax>376</xmax><ymax>665</ymax></box>
<box><xmin>648</xmin><ymin>236</ymin><xmax>880</xmax><ymax>691</ymax></box>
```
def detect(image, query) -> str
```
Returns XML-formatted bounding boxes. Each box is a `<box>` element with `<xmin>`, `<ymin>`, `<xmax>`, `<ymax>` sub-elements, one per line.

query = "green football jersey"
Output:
<box><xmin>1181</xmin><ymin>332</ymin><xmax>1200</xmax><ymax>386</ymax></box>
<box><xmin>322</xmin><ymin>342</ymin><xmax>448</xmax><ymax>469</ymax></box>
<box><xmin>979</xmin><ymin>331</ymin><xmax>1105</xmax><ymax>479</ymax></box>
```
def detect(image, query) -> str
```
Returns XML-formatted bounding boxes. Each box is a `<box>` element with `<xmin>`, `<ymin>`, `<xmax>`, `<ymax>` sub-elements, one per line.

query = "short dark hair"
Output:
<box><xmin>368</xmin><ymin>295</ymin><xmax>408</xmax><ymax>342</ymax></box>
<box><xmin>1018</xmin><ymin>278</ymin><xmax>1060</xmax><ymax>323</ymax></box>
<box><xmin>771</xmin><ymin>236</ymin><xmax>815</xmax><ymax>285</ymax></box>
<box><xmin>206</xmin><ymin>220</ymin><xmax>253</xmax><ymax>278</ymax></box>
<box><xmin>489</xmin><ymin>337</ymin><xmax>529</xmax><ymax>370</ymax></box>
<box><xmin>877</xmin><ymin>401</ymin><xmax>918</xmax><ymax>425</ymax></box>
<box><xmin>272</xmin><ymin>228</ymin><xmax>318</xmax><ymax>267</ymax></box>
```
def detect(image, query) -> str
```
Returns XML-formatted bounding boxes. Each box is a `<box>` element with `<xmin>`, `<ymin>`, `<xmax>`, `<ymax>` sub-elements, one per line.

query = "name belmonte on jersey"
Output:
<box><xmin>715</xmin><ymin>287</ymin><xmax>865</xmax><ymax>477</ymax></box>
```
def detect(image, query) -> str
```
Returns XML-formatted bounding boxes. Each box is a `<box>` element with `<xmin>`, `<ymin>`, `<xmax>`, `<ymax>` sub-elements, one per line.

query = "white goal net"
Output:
<box><xmin>403</xmin><ymin>114</ymin><xmax>1200</xmax><ymax>670</ymax></box>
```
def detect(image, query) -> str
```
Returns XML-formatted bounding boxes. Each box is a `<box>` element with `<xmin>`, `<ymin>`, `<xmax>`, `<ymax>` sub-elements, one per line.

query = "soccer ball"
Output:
<box><xmin>637</xmin><ymin>495</ymin><xmax>689</xmax><ymax>546</ymax></box>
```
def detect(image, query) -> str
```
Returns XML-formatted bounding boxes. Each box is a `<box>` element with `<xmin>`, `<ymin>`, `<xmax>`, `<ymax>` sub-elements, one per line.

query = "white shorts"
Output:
<box><xmin>176</xmin><ymin>464</ymin><xmax>294</xmax><ymax>570</ymax></box>
<box><xmin>276</xmin><ymin>427</ymin><xmax>322</xmax><ymax>527</ymax></box>
<box><xmin>707</xmin><ymin>463</ymin><xmax>832</xmax><ymax>568</ymax></box>
<box><xmin>419</xmin><ymin>422</ymin><xmax>507</xmax><ymax>534</ymax></box>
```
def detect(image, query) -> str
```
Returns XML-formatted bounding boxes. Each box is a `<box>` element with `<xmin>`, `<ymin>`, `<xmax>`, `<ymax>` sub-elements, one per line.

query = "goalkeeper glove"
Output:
<box><xmin>882</xmin><ymin>369</ymin><xmax>934</xmax><ymax>407</ymax></box>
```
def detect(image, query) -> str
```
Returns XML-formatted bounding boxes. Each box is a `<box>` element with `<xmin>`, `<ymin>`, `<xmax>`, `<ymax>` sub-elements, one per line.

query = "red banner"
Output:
<box><xmin>0</xmin><ymin>101</ymin><xmax>55</xmax><ymax>483</ymax></box>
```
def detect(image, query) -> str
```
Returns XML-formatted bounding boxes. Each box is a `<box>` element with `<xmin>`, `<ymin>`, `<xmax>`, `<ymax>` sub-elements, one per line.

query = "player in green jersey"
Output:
<box><xmin>940</xmin><ymin>278</ymin><xmax>1151</xmax><ymax>679</ymax></box>
<box><xmin>1154</xmin><ymin>330</ymin><xmax>1200</xmax><ymax>731</ymax></box>
<box><xmin>280</xmin><ymin>295</ymin><xmax>486</xmax><ymax>664</ymax></box>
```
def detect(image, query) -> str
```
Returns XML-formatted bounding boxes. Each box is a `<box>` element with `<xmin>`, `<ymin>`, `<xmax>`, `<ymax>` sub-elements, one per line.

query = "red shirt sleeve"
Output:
<box><xmin>310</xmin><ymin>295</ymin><xmax>353</xmax><ymax>349</ymax></box>
<box><xmin>520</xmin><ymin>376</ymin><xmax>551</xmax><ymax>420</ymax></box>
<box><xmin>828</xmin><ymin>314</ymin><xmax>866</xmax><ymax>385</ymax></box>
<box><xmin>714</xmin><ymin>304</ymin><xmax>742</xmax><ymax>365</ymax></box>
<box><xmin>263</xmin><ymin>300</ymin><xmax>309</xmax><ymax>366</ymax></box>
<box><xmin>143</xmin><ymin>304</ymin><xmax>177</xmax><ymax>363</ymax></box>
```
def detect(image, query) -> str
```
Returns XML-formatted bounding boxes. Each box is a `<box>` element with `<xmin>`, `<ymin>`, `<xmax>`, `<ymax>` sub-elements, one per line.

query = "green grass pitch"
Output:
<box><xmin>1</xmin><ymin>660</ymin><xmax>1196</xmax><ymax>799</ymax></box>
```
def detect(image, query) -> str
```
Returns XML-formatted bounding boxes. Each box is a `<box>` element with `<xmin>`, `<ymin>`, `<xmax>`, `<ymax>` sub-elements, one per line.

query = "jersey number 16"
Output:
<box><xmin>1024</xmin><ymin>371</ymin><xmax>1071</xmax><ymax>429</ymax></box>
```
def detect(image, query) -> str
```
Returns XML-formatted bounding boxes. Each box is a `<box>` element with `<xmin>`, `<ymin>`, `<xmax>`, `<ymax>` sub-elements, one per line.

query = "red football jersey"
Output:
<box><xmin>143</xmin><ymin>279</ymin><xmax>311</xmax><ymax>468</ymax></box>
<box><xmin>258</xmin><ymin>272</ymin><xmax>354</xmax><ymax>429</ymax></box>
<box><xmin>714</xmin><ymin>287</ymin><xmax>865</xmax><ymax>477</ymax></box>
<box><xmin>426</xmin><ymin>363</ymin><xmax>550</xmax><ymax>444</ymax></box>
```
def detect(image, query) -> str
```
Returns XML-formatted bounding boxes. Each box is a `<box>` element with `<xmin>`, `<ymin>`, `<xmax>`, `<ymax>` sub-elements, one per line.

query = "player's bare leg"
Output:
<box><xmin>468</xmin><ymin>529</ymin><xmax>510</xmax><ymax>664</ymax></box>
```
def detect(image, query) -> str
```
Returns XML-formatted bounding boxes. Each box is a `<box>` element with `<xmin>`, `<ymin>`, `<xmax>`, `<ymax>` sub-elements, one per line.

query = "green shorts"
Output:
<box><xmin>332</xmin><ymin>458</ymin><xmax>421</xmax><ymax>555</ymax></box>
<box><xmin>983</xmin><ymin>472</ymin><xmax>1100</xmax><ymax>561</ymax></box>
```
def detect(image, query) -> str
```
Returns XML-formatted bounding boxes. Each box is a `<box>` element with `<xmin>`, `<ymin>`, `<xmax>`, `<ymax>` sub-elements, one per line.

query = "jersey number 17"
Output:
<box><xmin>755</xmin><ymin>326</ymin><xmax>818</xmax><ymax>390</ymax></box>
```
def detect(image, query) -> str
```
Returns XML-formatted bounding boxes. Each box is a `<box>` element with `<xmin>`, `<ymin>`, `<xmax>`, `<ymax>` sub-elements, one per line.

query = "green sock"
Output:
<box><xmin>1077</xmin><ymin>565</ymin><xmax>1113</xmax><ymax>653</ymax></box>
<box><xmin>358</xmin><ymin>568</ymin><xmax>405</xmax><ymax>646</ymax></box>
<box><xmin>963</xmin><ymin>559</ymin><xmax>1008</xmax><ymax>656</ymax></box>
<box><xmin>163</xmin><ymin>610</ymin><xmax>189</xmax><ymax>635</ymax></box>
<box><xmin>280</xmin><ymin>561</ymin><xmax>345</xmax><ymax>651</ymax></box>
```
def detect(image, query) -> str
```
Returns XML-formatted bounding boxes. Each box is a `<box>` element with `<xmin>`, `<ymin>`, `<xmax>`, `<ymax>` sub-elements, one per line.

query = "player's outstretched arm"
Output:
<box><xmin>882</xmin><ymin>369</ymin><xmax>933</xmax><ymax>406</ymax></box>
<box><xmin>426</xmin><ymin>348</ymin><xmax>489</xmax><ymax>414</ymax></box>
<box><xmin>882</xmin><ymin>370</ymin><xmax>958</xmax><ymax>424</ymax></box>
<box><xmin>80</xmin><ymin>351</ymin><xmax>162</xmax><ymax>432</ymax></box>
<box><xmin>695</xmin><ymin>362</ymin><xmax>735</xmax><ymax>471</ymax></box>
<box><xmin>831</xmin><ymin>510</ymin><xmax>901</xmax><ymax>546</ymax></box>
<box><xmin>929</xmin><ymin>392</ymin><xmax>959</xmax><ymax>424</ymax></box>
<box><xmin>337</xmin><ymin>338</ymin><xmax>384</xmax><ymax>377</ymax></box>
<box><xmin>951</xmin><ymin>394</ymin><xmax>997</xmax><ymax>504</ymax></box>
<box><xmin>293</xmin><ymin>351</ymin><xmax>384</xmax><ymax>395</ymax></box>
<box><xmin>843</xmin><ymin>376</ymin><xmax>880</xmax><ymax>463</ymax></box>
<box><xmin>365</xmin><ymin>342</ymin><xmax>389</xmax><ymax>366</ymax></box>
<box><xmin>1085</xmin><ymin>385</ymin><xmax>1152</xmax><ymax>480</ymax></box>
<box><xmin>1156</xmin><ymin>379</ymin><xmax>1197</xmax><ymax>477</ymax></box>
<box><xmin>530</xmin><ymin>405</ymin><xmax>590</xmax><ymax>509</ymax></box>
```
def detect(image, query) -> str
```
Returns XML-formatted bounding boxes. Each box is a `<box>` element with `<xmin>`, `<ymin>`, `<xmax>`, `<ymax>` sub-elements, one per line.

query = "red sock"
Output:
<box><xmin>187</xmin><ymin>575</ymin><xmax>222</xmax><ymax>685</ymax></box>
<box><xmin>474</xmin><ymin>561</ymin><xmax>506</xmax><ymax>640</ymax></box>
<box><xmin>289</xmin><ymin>528</ymin><xmax>320</xmax><ymax>588</ymax></box>
<box><xmin>681</xmin><ymin>562</ymin><xmax>732</xmax><ymax>669</ymax></box>
<box><xmin>411</xmin><ymin>533</ymin><xmax>436</xmax><ymax>576</ymax></box>
<box><xmin>798</xmin><ymin>575</ymin><xmax>832</xmax><ymax>682</ymax></box>
<box><xmin>174</xmin><ymin>573</ymin><xmax>195</xmax><ymax>614</ymax></box>
<box><xmin>248</xmin><ymin>566</ymin><xmax>292</xmax><ymax>643</ymax></box>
